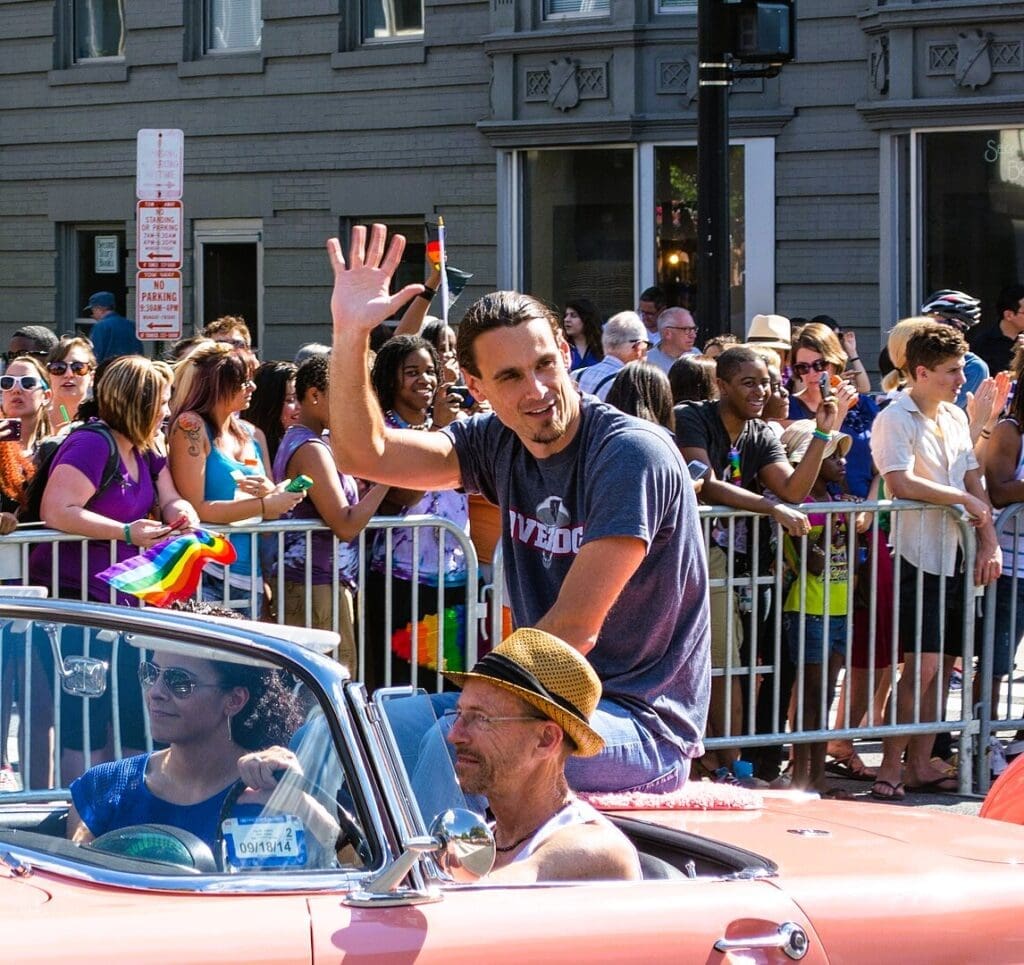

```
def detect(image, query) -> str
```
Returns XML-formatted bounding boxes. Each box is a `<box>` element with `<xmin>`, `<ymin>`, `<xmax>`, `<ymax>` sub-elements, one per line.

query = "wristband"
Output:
<box><xmin>123</xmin><ymin>523</ymin><xmax>133</xmax><ymax>546</ymax></box>
<box><xmin>981</xmin><ymin>428</ymin><xmax>992</xmax><ymax>439</ymax></box>
<box><xmin>848</xmin><ymin>357</ymin><xmax>860</xmax><ymax>364</ymax></box>
<box><xmin>416</xmin><ymin>286</ymin><xmax>437</xmax><ymax>302</ymax></box>
<box><xmin>812</xmin><ymin>428</ymin><xmax>831</xmax><ymax>442</ymax></box>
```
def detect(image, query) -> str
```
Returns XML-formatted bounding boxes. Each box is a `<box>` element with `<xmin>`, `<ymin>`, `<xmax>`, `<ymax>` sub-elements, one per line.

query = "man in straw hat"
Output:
<box><xmin>327</xmin><ymin>225</ymin><xmax>709</xmax><ymax>794</ymax></box>
<box><xmin>446</xmin><ymin>628</ymin><xmax>640</xmax><ymax>882</ymax></box>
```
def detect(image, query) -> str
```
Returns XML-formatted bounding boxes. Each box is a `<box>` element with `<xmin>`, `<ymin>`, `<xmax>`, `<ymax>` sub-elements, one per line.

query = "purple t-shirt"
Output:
<box><xmin>29</xmin><ymin>429</ymin><xmax>165</xmax><ymax>604</ymax></box>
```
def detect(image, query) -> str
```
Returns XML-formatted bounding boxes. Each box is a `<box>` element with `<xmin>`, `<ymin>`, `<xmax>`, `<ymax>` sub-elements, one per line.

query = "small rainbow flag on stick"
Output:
<box><xmin>98</xmin><ymin>529</ymin><xmax>237</xmax><ymax>608</ymax></box>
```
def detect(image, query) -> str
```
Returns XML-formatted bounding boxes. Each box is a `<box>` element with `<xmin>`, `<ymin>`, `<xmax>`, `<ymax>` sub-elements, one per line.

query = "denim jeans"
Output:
<box><xmin>412</xmin><ymin>692</ymin><xmax>690</xmax><ymax>803</ymax></box>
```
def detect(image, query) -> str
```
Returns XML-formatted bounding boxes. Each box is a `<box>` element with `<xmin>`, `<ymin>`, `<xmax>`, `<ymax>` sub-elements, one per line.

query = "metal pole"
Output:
<box><xmin>697</xmin><ymin>0</ymin><xmax>732</xmax><ymax>339</ymax></box>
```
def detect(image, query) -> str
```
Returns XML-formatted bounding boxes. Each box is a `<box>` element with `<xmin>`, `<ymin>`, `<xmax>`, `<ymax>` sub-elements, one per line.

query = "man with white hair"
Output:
<box><xmin>576</xmin><ymin>311</ymin><xmax>651</xmax><ymax>400</ymax></box>
<box><xmin>647</xmin><ymin>307</ymin><xmax>698</xmax><ymax>374</ymax></box>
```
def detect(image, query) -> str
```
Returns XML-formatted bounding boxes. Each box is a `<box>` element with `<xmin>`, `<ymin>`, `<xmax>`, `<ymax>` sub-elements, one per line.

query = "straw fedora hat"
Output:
<box><xmin>746</xmin><ymin>313</ymin><xmax>792</xmax><ymax>352</ymax></box>
<box><xmin>780</xmin><ymin>419</ymin><xmax>852</xmax><ymax>465</ymax></box>
<box><xmin>447</xmin><ymin>628</ymin><xmax>604</xmax><ymax>757</ymax></box>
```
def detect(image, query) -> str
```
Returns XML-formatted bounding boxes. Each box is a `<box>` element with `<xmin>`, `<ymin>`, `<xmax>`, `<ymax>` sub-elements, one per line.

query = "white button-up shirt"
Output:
<box><xmin>870</xmin><ymin>391</ymin><xmax>978</xmax><ymax>577</ymax></box>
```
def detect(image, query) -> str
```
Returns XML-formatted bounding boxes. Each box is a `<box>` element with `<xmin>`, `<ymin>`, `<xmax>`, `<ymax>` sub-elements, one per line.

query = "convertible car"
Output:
<box><xmin>0</xmin><ymin>597</ymin><xmax>1022</xmax><ymax>964</ymax></box>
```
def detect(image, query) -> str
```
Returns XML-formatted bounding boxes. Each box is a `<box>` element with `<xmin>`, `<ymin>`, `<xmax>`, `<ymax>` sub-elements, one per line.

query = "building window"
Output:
<box><xmin>521</xmin><ymin>148</ymin><xmax>634</xmax><ymax>314</ymax></box>
<box><xmin>918</xmin><ymin>128</ymin><xmax>1024</xmax><ymax>314</ymax></box>
<box><xmin>74</xmin><ymin>0</ymin><xmax>125</xmax><ymax>61</ymax></box>
<box><xmin>656</xmin><ymin>0</ymin><xmax>696</xmax><ymax>11</ymax></box>
<box><xmin>654</xmin><ymin>145</ymin><xmax>745</xmax><ymax>323</ymax></box>
<box><xmin>362</xmin><ymin>0</ymin><xmax>423</xmax><ymax>42</ymax></box>
<box><xmin>207</xmin><ymin>0</ymin><xmax>262</xmax><ymax>51</ymax></box>
<box><xmin>543</xmin><ymin>0</ymin><xmax>608</xmax><ymax>19</ymax></box>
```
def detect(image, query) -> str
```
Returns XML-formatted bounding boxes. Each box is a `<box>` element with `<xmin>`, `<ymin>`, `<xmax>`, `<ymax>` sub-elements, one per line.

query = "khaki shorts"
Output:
<box><xmin>283</xmin><ymin>581</ymin><xmax>357</xmax><ymax>677</ymax></box>
<box><xmin>707</xmin><ymin>544</ymin><xmax>743</xmax><ymax>668</ymax></box>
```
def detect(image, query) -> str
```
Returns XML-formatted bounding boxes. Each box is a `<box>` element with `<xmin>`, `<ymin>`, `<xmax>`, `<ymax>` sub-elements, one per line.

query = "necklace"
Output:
<box><xmin>493</xmin><ymin>799</ymin><xmax>572</xmax><ymax>853</ymax></box>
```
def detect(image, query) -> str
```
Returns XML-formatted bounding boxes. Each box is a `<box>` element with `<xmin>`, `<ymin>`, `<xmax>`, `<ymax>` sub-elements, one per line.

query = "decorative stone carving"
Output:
<box><xmin>954</xmin><ymin>28</ymin><xmax>993</xmax><ymax>89</ymax></box>
<box><xmin>548</xmin><ymin>57</ymin><xmax>580</xmax><ymax>111</ymax></box>
<box><xmin>524</xmin><ymin>59</ymin><xmax>608</xmax><ymax>109</ymax></box>
<box><xmin>869</xmin><ymin>35</ymin><xmax>889</xmax><ymax>95</ymax></box>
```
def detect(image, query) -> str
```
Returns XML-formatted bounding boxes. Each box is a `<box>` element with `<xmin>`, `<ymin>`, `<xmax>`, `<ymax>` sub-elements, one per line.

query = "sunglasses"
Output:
<box><xmin>792</xmin><ymin>359</ymin><xmax>830</xmax><ymax>376</ymax></box>
<box><xmin>138</xmin><ymin>660</ymin><xmax>224</xmax><ymax>698</ymax></box>
<box><xmin>47</xmin><ymin>360</ymin><xmax>94</xmax><ymax>377</ymax></box>
<box><xmin>0</xmin><ymin>375</ymin><xmax>47</xmax><ymax>392</ymax></box>
<box><xmin>1</xmin><ymin>351</ymin><xmax>48</xmax><ymax>365</ymax></box>
<box><xmin>216</xmin><ymin>338</ymin><xmax>249</xmax><ymax>350</ymax></box>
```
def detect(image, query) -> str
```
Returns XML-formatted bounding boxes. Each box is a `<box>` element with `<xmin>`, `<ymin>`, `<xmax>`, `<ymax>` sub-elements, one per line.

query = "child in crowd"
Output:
<box><xmin>779</xmin><ymin>421</ymin><xmax>862</xmax><ymax>794</ymax></box>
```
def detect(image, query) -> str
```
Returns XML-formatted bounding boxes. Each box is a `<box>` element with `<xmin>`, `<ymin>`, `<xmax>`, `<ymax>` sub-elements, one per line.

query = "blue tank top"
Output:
<box><xmin>203</xmin><ymin>420</ymin><xmax>265</xmax><ymax>579</ymax></box>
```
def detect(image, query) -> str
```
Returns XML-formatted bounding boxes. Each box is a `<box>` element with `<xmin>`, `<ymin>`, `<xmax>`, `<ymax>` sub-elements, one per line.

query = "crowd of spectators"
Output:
<box><xmin>2</xmin><ymin>272</ymin><xmax>1024</xmax><ymax>802</ymax></box>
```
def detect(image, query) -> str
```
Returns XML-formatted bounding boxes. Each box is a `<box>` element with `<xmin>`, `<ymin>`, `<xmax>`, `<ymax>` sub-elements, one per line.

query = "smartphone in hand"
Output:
<box><xmin>285</xmin><ymin>475</ymin><xmax>314</xmax><ymax>493</ymax></box>
<box><xmin>0</xmin><ymin>419</ymin><xmax>23</xmax><ymax>442</ymax></box>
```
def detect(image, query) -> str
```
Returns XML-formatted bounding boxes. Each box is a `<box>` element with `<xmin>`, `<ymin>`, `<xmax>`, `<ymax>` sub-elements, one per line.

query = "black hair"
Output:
<box><xmin>73</xmin><ymin>356</ymin><xmax>119</xmax><ymax>422</ymax></box>
<box><xmin>169</xmin><ymin>600</ymin><xmax>302</xmax><ymax>751</ymax></box>
<box><xmin>564</xmin><ymin>298</ymin><xmax>605</xmax><ymax>362</ymax></box>
<box><xmin>371</xmin><ymin>335</ymin><xmax>440</xmax><ymax>412</ymax></box>
<box><xmin>996</xmin><ymin>284</ymin><xmax>1024</xmax><ymax>321</ymax></box>
<box><xmin>605</xmin><ymin>361</ymin><xmax>674</xmax><ymax>431</ymax></box>
<box><xmin>421</xmin><ymin>320</ymin><xmax>455</xmax><ymax>356</ymax></box>
<box><xmin>716</xmin><ymin>345</ymin><xmax>764</xmax><ymax>382</ymax></box>
<box><xmin>295</xmin><ymin>353</ymin><xmax>329</xmax><ymax>401</ymax></box>
<box><xmin>246</xmin><ymin>360</ymin><xmax>297</xmax><ymax>465</ymax></box>
<box><xmin>668</xmin><ymin>355</ymin><xmax>717</xmax><ymax>404</ymax></box>
<box><xmin>639</xmin><ymin>287</ymin><xmax>666</xmax><ymax>309</ymax></box>
<box><xmin>12</xmin><ymin>325</ymin><xmax>59</xmax><ymax>353</ymax></box>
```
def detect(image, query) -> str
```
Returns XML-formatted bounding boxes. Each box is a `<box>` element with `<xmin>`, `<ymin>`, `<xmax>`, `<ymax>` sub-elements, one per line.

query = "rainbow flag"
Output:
<box><xmin>97</xmin><ymin>529</ymin><xmax>237</xmax><ymax>608</ymax></box>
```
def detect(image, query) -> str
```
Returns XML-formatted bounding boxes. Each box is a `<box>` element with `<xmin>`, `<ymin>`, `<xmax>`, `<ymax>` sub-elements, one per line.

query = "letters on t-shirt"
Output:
<box><xmin>507</xmin><ymin>497</ymin><xmax>584</xmax><ymax>568</ymax></box>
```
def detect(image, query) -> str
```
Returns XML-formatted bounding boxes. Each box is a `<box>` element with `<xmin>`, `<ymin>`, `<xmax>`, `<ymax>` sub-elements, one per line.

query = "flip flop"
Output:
<box><xmin>824</xmin><ymin>754</ymin><xmax>877</xmax><ymax>782</ymax></box>
<box><xmin>870</xmin><ymin>779</ymin><xmax>905</xmax><ymax>801</ymax></box>
<box><xmin>906</xmin><ymin>776</ymin><xmax>958</xmax><ymax>794</ymax></box>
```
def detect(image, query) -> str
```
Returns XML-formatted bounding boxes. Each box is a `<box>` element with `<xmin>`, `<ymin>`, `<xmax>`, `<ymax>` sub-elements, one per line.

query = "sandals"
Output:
<box><xmin>869</xmin><ymin>779</ymin><xmax>905</xmax><ymax>802</ymax></box>
<box><xmin>824</xmin><ymin>754</ymin><xmax>877</xmax><ymax>782</ymax></box>
<box><xmin>905</xmin><ymin>776</ymin><xmax>958</xmax><ymax>794</ymax></box>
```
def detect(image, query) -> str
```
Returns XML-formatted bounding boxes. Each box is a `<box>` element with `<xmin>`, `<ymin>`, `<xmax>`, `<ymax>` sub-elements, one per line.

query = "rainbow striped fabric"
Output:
<box><xmin>97</xmin><ymin>529</ymin><xmax>237</xmax><ymax>607</ymax></box>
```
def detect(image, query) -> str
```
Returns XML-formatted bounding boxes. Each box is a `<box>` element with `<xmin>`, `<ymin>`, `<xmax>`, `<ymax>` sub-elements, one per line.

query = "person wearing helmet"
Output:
<box><xmin>920</xmin><ymin>290</ymin><xmax>989</xmax><ymax>409</ymax></box>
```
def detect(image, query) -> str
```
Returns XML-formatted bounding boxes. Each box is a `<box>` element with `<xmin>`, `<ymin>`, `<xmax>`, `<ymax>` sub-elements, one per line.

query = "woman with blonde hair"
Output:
<box><xmin>29</xmin><ymin>355</ymin><xmax>199</xmax><ymax>780</ymax></box>
<box><xmin>788</xmin><ymin>322</ymin><xmax>879</xmax><ymax>499</ymax></box>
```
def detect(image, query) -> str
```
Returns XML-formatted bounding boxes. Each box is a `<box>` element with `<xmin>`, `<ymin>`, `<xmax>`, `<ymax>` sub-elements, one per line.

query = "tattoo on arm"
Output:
<box><xmin>175</xmin><ymin>413</ymin><xmax>204</xmax><ymax>458</ymax></box>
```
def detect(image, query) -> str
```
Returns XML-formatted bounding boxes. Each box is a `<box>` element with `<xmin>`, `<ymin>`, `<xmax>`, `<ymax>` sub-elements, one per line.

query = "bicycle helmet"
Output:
<box><xmin>920</xmin><ymin>289</ymin><xmax>982</xmax><ymax>329</ymax></box>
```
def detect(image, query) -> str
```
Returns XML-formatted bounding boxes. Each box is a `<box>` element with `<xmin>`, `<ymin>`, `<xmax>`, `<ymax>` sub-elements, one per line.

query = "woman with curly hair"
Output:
<box><xmin>563</xmin><ymin>298</ymin><xmax>604</xmax><ymax>371</ymax></box>
<box><xmin>67</xmin><ymin>648</ymin><xmax>301</xmax><ymax>852</ymax></box>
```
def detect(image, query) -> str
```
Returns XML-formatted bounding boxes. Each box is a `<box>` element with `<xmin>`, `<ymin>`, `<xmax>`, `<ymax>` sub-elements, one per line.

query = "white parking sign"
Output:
<box><xmin>136</xmin><ymin>270</ymin><xmax>182</xmax><ymax>340</ymax></box>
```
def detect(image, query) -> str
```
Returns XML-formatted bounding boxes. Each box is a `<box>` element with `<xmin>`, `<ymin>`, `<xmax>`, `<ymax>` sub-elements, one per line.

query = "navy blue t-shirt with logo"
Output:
<box><xmin>445</xmin><ymin>398</ymin><xmax>710</xmax><ymax>757</ymax></box>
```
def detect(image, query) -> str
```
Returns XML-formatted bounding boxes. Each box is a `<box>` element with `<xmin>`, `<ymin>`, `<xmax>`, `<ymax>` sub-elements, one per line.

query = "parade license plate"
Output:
<box><xmin>222</xmin><ymin>814</ymin><xmax>307</xmax><ymax>869</ymax></box>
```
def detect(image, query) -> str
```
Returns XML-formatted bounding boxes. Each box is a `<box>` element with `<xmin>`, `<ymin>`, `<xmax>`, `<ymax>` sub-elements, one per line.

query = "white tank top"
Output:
<box><xmin>507</xmin><ymin>798</ymin><xmax>604</xmax><ymax>863</ymax></box>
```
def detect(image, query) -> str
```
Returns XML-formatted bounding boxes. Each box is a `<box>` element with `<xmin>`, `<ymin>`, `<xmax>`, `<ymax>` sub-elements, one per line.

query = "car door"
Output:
<box><xmin>308</xmin><ymin>875</ymin><xmax>828</xmax><ymax>963</ymax></box>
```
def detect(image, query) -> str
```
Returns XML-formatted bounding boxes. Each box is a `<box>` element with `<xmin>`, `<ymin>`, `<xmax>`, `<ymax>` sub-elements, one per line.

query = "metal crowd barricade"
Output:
<box><xmin>0</xmin><ymin>515</ymin><xmax>480</xmax><ymax>791</ymax></box>
<box><xmin>489</xmin><ymin>498</ymin><xmax>983</xmax><ymax>793</ymax></box>
<box><xmin>978</xmin><ymin>503</ymin><xmax>1024</xmax><ymax>794</ymax></box>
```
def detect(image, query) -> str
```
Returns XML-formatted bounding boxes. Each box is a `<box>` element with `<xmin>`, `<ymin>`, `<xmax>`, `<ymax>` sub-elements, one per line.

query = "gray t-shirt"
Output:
<box><xmin>445</xmin><ymin>398</ymin><xmax>710</xmax><ymax>756</ymax></box>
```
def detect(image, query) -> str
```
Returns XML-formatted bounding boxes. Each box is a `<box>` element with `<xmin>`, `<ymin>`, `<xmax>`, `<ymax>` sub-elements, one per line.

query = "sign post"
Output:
<box><xmin>136</xmin><ymin>129</ymin><xmax>184</xmax><ymax>342</ymax></box>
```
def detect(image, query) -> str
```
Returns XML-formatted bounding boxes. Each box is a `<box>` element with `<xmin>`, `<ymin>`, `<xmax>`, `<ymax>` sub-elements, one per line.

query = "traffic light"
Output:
<box><xmin>725</xmin><ymin>1</ymin><xmax>795</xmax><ymax>66</ymax></box>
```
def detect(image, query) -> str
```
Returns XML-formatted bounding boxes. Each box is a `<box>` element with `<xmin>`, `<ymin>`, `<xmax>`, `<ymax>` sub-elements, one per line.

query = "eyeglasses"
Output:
<box><xmin>47</xmin><ymin>360</ymin><xmax>94</xmax><ymax>377</ymax></box>
<box><xmin>792</xmin><ymin>359</ymin><xmax>830</xmax><ymax>376</ymax></box>
<box><xmin>664</xmin><ymin>326</ymin><xmax>697</xmax><ymax>333</ymax></box>
<box><xmin>138</xmin><ymin>660</ymin><xmax>224</xmax><ymax>699</ymax></box>
<box><xmin>630</xmin><ymin>339</ymin><xmax>654</xmax><ymax>350</ymax></box>
<box><xmin>217</xmin><ymin>338</ymin><xmax>249</xmax><ymax>350</ymax></box>
<box><xmin>442</xmin><ymin>709</ymin><xmax>545</xmax><ymax>731</ymax></box>
<box><xmin>240</xmin><ymin>379</ymin><xmax>256</xmax><ymax>391</ymax></box>
<box><xmin>0</xmin><ymin>375</ymin><xmax>47</xmax><ymax>392</ymax></box>
<box><xmin>1</xmin><ymin>351</ymin><xmax>48</xmax><ymax>365</ymax></box>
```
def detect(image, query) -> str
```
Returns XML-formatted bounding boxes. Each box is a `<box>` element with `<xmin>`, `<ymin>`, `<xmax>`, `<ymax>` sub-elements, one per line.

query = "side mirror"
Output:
<box><xmin>430</xmin><ymin>807</ymin><xmax>495</xmax><ymax>882</ymax></box>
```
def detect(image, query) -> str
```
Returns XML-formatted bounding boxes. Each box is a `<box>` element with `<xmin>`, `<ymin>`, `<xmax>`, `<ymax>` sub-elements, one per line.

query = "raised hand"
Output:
<box><xmin>327</xmin><ymin>224</ymin><xmax>424</xmax><ymax>339</ymax></box>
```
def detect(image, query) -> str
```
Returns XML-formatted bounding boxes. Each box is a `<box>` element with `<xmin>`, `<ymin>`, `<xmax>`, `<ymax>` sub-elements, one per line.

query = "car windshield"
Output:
<box><xmin>0</xmin><ymin>607</ymin><xmax>369</xmax><ymax>879</ymax></box>
<box><xmin>374</xmin><ymin>688</ymin><xmax>473</xmax><ymax>828</ymax></box>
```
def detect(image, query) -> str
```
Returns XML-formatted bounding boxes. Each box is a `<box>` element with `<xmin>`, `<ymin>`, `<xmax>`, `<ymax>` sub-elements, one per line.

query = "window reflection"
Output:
<box><xmin>654</xmin><ymin>146</ymin><xmax>745</xmax><ymax>327</ymax></box>
<box><xmin>74</xmin><ymin>0</ymin><xmax>125</xmax><ymax>60</ymax></box>
<box><xmin>522</xmin><ymin>148</ymin><xmax>634</xmax><ymax>317</ymax></box>
<box><xmin>922</xmin><ymin>129</ymin><xmax>1024</xmax><ymax>305</ymax></box>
